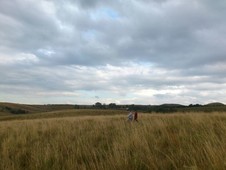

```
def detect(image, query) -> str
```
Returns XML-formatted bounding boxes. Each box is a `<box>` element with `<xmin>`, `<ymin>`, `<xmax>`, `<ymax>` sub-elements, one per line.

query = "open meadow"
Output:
<box><xmin>0</xmin><ymin>110</ymin><xmax>226</xmax><ymax>170</ymax></box>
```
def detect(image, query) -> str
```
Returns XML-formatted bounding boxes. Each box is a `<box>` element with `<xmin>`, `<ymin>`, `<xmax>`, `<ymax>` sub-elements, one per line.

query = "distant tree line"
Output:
<box><xmin>93</xmin><ymin>102</ymin><xmax>122</xmax><ymax>109</ymax></box>
<box><xmin>73</xmin><ymin>102</ymin><xmax>226</xmax><ymax>113</ymax></box>
<box><xmin>3</xmin><ymin>102</ymin><xmax>225</xmax><ymax>115</ymax></box>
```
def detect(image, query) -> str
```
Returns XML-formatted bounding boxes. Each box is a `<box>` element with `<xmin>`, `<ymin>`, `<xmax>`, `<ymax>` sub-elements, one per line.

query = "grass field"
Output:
<box><xmin>0</xmin><ymin>110</ymin><xmax>226</xmax><ymax>170</ymax></box>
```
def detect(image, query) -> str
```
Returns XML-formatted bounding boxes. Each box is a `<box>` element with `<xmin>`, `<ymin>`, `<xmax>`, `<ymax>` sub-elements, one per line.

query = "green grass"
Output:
<box><xmin>0</xmin><ymin>112</ymin><xmax>226</xmax><ymax>170</ymax></box>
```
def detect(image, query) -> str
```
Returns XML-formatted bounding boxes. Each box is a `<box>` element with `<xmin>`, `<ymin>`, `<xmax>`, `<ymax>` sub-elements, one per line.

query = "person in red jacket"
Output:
<box><xmin>134</xmin><ymin>111</ymin><xmax>138</xmax><ymax>122</ymax></box>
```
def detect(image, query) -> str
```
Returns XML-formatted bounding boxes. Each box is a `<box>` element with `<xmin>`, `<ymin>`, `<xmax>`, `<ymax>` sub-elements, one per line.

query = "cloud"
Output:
<box><xmin>1</xmin><ymin>0</ymin><xmax>226</xmax><ymax>104</ymax></box>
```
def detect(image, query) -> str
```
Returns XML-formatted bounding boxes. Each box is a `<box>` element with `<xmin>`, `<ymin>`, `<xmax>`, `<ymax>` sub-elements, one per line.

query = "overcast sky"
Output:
<box><xmin>1</xmin><ymin>0</ymin><xmax>226</xmax><ymax>105</ymax></box>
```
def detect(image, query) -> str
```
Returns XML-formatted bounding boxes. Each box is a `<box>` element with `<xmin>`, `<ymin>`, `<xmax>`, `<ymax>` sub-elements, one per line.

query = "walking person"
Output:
<box><xmin>134</xmin><ymin>111</ymin><xmax>138</xmax><ymax>122</ymax></box>
<box><xmin>127</xmin><ymin>111</ymin><xmax>133</xmax><ymax>122</ymax></box>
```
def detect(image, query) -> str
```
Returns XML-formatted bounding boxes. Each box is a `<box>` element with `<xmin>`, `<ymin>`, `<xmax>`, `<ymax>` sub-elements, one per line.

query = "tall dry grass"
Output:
<box><xmin>0</xmin><ymin>113</ymin><xmax>226</xmax><ymax>170</ymax></box>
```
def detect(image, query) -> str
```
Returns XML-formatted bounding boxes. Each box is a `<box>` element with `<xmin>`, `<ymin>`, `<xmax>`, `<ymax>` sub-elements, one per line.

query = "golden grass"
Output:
<box><xmin>0</xmin><ymin>109</ymin><xmax>127</xmax><ymax>121</ymax></box>
<box><xmin>0</xmin><ymin>112</ymin><xmax>226</xmax><ymax>170</ymax></box>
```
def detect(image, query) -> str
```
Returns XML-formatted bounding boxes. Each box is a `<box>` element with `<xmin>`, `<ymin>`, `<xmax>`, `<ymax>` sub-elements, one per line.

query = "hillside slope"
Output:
<box><xmin>0</xmin><ymin>102</ymin><xmax>75</xmax><ymax>115</ymax></box>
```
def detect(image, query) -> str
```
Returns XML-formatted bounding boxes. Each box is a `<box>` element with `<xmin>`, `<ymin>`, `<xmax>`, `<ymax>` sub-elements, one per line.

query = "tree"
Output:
<box><xmin>74</xmin><ymin>105</ymin><xmax>80</xmax><ymax>109</ymax></box>
<box><xmin>95</xmin><ymin>102</ymin><xmax>102</xmax><ymax>108</ymax></box>
<box><xmin>109</xmin><ymin>103</ymin><xmax>117</xmax><ymax>109</ymax></box>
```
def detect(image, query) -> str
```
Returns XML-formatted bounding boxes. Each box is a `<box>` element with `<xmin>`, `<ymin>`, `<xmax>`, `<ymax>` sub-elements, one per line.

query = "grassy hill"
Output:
<box><xmin>1</xmin><ymin>102</ymin><xmax>226</xmax><ymax>117</ymax></box>
<box><xmin>0</xmin><ymin>103</ymin><xmax>226</xmax><ymax>169</ymax></box>
<box><xmin>0</xmin><ymin>109</ymin><xmax>127</xmax><ymax>121</ymax></box>
<box><xmin>205</xmin><ymin>102</ymin><xmax>225</xmax><ymax>106</ymax></box>
<box><xmin>0</xmin><ymin>112</ymin><xmax>225</xmax><ymax>169</ymax></box>
<box><xmin>0</xmin><ymin>102</ymin><xmax>75</xmax><ymax>115</ymax></box>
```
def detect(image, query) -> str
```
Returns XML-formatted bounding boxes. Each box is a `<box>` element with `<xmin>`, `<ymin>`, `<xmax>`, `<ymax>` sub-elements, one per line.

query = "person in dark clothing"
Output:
<box><xmin>134</xmin><ymin>111</ymin><xmax>138</xmax><ymax>122</ymax></box>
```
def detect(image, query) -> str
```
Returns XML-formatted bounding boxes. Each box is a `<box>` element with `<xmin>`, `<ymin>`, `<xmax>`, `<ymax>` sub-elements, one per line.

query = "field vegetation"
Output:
<box><xmin>2</xmin><ymin>102</ymin><xmax>226</xmax><ymax>116</ymax></box>
<box><xmin>0</xmin><ymin>110</ymin><xmax>226</xmax><ymax>170</ymax></box>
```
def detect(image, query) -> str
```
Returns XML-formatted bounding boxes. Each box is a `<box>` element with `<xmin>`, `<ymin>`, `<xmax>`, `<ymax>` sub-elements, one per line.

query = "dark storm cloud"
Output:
<box><xmin>1</xmin><ymin>0</ymin><xmax>226</xmax><ymax>67</ymax></box>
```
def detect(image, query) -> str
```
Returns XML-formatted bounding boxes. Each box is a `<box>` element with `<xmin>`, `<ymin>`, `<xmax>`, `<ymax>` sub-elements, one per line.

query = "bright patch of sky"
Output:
<box><xmin>37</xmin><ymin>49</ymin><xmax>55</xmax><ymax>57</ymax></box>
<box><xmin>90</xmin><ymin>7</ymin><xmax>119</xmax><ymax>20</ymax></box>
<box><xmin>82</xmin><ymin>30</ymin><xmax>97</xmax><ymax>41</ymax></box>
